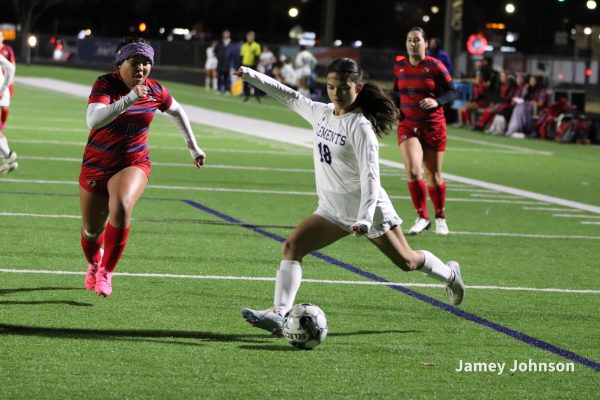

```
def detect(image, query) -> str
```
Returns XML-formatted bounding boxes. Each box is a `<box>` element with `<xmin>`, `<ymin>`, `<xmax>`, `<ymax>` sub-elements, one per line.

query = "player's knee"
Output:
<box><xmin>281</xmin><ymin>238</ymin><xmax>303</xmax><ymax>259</ymax></box>
<box><xmin>82</xmin><ymin>228</ymin><xmax>102</xmax><ymax>240</ymax></box>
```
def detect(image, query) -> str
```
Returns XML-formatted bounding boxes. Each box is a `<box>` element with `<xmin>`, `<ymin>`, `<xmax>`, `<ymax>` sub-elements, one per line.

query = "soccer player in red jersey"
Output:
<box><xmin>79</xmin><ymin>38</ymin><xmax>206</xmax><ymax>296</ymax></box>
<box><xmin>0</xmin><ymin>31</ymin><xmax>17</xmax><ymax>174</ymax></box>
<box><xmin>393</xmin><ymin>27</ymin><xmax>457</xmax><ymax>235</ymax></box>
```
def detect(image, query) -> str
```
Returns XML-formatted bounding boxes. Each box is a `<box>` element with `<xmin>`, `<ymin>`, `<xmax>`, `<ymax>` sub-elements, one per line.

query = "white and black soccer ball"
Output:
<box><xmin>282</xmin><ymin>303</ymin><xmax>328</xmax><ymax>350</ymax></box>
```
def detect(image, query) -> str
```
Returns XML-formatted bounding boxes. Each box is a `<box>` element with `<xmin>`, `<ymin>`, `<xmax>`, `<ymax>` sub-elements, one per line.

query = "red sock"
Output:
<box><xmin>81</xmin><ymin>230</ymin><xmax>105</xmax><ymax>266</ymax></box>
<box><xmin>428</xmin><ymin>182</ymin><xmax>446</xmax><ymax>218</ymax></box>
<box><xmin>102</xmin><ymin>223</ymin><xmax>130</xmax><ymax>272</ymax></box>
<box><xmin>460</xmin><ymin>110</ymin><xmax>470</xmax><ymax>125</ymax></box>
<box><xmin>1</xmin><ymin>108</ymin><xmax>8</xmax><ymax>126</ymax></box>
<box><xmin>407</xmin><ymin>179</ymin><xmax>428</xmax><ymax>219</ymax></box>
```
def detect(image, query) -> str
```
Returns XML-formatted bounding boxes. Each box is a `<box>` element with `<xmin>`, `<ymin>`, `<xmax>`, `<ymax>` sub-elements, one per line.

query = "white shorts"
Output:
<box><xmin>205</xmin><ymin>58</ymin><xmax>218</xmax><ymax>70</ymax></box>
<box><xmin>0</xmin><ymin>87</ymin><xmax>10</xmax><ymax>107</ymax></box>
<box><xmin>314</xmin><ymin>206</ymin><xmax>402</xmax><ymax>239</ymax></box>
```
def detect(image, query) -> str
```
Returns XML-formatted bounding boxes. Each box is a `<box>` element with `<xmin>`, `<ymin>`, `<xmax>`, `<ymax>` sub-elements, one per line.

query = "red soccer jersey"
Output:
<box><xmin>393</xmin><ymin>55</ymin><xmax>452</xmax><ymax>129</ymax></box>
<box><xmin>81</xmin><ymin>72</ymin><xmax>173</xmax><ymax>179</ymax></box>
<box><xmin>0</xmin><ymin>44</ymin><xmax>15</xmax><ymax>63</ymax></box>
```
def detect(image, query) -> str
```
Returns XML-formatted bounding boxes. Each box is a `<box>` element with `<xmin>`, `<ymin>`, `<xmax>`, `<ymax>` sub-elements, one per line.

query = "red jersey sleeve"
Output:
<box><xmin>88</xmin><ymin>76</ymin><xmax>112</xmax><ymax>105</ymax></box>
<box><xmin>158</xmin><ymin>84</ymin><xmax>173</xmax><ymax>112</ymax></box>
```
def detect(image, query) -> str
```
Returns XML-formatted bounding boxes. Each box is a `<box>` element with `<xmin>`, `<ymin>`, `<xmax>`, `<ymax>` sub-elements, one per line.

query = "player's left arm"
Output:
<box><xmin>352</xmin><ymin>122</ymin><xmax>381</xmax><ymax>235</ymax></box>
<box><xmin>0</xmin><ymin>54</ymin><xmax>15</xmax><ymax>96</ymax></box>
<box><xmin>164</xmin><ymin>98</ymin><xmax>206</xmax><ymax>168</ymax></box>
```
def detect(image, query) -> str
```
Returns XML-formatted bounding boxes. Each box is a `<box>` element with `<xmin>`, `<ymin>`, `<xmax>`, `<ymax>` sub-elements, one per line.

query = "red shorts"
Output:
<box><xmin>397</xmin><ymin>124</ymin><xmax>447</xmax><ymax>152</ymax></box>
<box><xmin>79</xmin><ymin>162</ymin><xmax>151</xmax><ymax>194</ymax></box>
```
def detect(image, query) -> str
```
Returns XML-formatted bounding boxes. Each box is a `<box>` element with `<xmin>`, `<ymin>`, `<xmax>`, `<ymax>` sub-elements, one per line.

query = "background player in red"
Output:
<box><xmin>80</xmin><ymin>38</ymin><xmax>206</xmax><ymax>296</ymax></box>
<box><xmin>0</xmin><ymin>31</ymin><xmax>17</xmax><ymax>174</ymax></box>
<box><xmin>393</xmin><ymin>27</ymin><xmax>457</xmax><ymax>235</ymax></box>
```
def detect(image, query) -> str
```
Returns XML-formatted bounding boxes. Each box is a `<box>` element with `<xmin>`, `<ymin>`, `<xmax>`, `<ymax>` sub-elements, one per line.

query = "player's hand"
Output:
<box><xmin>419</xmin><ymin>97</ymin><xmax>439</xmax><ymax>110</ymax></box>
<box><xmin>0</xmin><ymin>92</ymin><xmax>4</xmax><ymax>100</ymax></box>
<box><xmin>233</xmin><ymin>68</ymin><xmax>243</xmax><ymax>77</ymax></box>
<box><xmin>193</xmin><ymin>149</ymin><xmax>206</xmax><ymax>168</ymax></box>
<box><xmin>351</xmin><ymin>223</ymin><xmax>368</xmax><ymax>236</ymax></box>
<box><xmin>132</xmin><ymin>84</ymin><xmax>148</xmax><ymax>98</ymax></box>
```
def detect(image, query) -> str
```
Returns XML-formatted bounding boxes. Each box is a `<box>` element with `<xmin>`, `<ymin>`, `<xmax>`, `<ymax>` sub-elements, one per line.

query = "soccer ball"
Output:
<box><xmin>282</xmin><ymin>303</ymin><xmax>328</xmax><ymax>350</ymax></box>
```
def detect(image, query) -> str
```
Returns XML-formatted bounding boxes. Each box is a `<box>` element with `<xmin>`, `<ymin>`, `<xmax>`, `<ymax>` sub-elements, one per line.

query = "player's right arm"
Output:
<box><xmin>86</xmin><ymin>79</ymin><xmax>146</xmax><ymax>129</ymax></box>
<box><xmin>236</xmin><ymin>66</ymin><xmax>327</xmax><ymax>125</ymax></box>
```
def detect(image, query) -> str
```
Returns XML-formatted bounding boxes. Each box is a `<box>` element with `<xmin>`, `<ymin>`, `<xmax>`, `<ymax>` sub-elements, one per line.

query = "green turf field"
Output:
<box><xmin>1</xmin><ymin>65</ymin><xmax>599</xmax><ymax>399</ymax></box>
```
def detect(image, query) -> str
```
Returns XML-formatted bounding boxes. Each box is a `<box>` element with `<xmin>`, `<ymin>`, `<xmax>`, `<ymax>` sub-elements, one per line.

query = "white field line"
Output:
<box><xmin>469</xmin><ymin>193</ymin><xmax>522</xmax><ymax>199</ymax></box>
<box><xmin>1</xmin><ymin>268</ymin><xmax>599</xmax><ymax>294</ymax></box>
<box><xmin>11</xmin><ymin>139</ymin><xmax>311</xmax><ymax>156</ymax></box>
<box><xmin>446</xmin><ymin>146</ymin><xmax>552</xmax><ymax>156</ymax></box>
<box><xmin>16</xmin><ymin>77</ymin><xmax>600</xmax><ymax>214</ymax></box>
<box><xmin>522</xmin><ymin>207</ymin><xmax>586</xmax><ymax>212</ymax></box>
<box><xmin>553</xmin><ymin>214</ymin><xmax>600</xmax><ymax>219</ymax></box>
<box><xmin>447</xmin><ymin>135</ymin><xmax>554</xmax><ymax>156</ymax></box>
<box><xmin>581</xmin><ymin>221</ymin><xmax>600</xmax><ymax>225</ymax></box>
<box><xmin>0</xmin><ymin>178</ymin><xmax>546</xmax><ymax>204</ymax></box>
<box><xmin>2</xmin><ymin>212</ymin><xmax>599</xmax><ymax>240</ymax></box>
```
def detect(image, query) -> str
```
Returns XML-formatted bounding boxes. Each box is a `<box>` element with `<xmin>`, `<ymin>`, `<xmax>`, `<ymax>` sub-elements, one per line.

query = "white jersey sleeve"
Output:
<box><xmin>0</xmin><ymin>54</ymin><xmax>15</xmax><ymax>94</ymax></box>
<box><xmin>240</xmin><ymin>66</ymin><xmax>328</xmax><ymax>126</ymax></box>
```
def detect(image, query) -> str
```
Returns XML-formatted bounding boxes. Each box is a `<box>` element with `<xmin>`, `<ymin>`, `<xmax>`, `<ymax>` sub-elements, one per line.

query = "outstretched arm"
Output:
<box><xmin>86</xmin><ymin>85</ymin><xmax>147</xmax><ymax>129</ymax></box>
<box><xmin>164</xmin><ymin>98</ymin><xmax>205</xmax><ymax>167</ymax></box>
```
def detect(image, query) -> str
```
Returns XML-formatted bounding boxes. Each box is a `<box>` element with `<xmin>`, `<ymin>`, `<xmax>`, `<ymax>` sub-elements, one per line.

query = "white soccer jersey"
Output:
<box><xmin>241</xmin><ymin>67</ymin><xmax>399</xmax><ymax>232</ymax></box>
<box><xmin>0</xmin><ymin>54</ymin><xmax>15</xmax><ymax>107</ymax></box>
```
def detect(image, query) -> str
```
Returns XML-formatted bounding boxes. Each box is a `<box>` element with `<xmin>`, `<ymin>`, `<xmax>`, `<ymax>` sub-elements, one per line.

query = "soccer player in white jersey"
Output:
<box><xmin>237</xmin><ymin>58</ymin><xmax>465</xmax><ymax>336</ymax></box>
<box><xmin>0</xmin><ymin>53</ymin><xmax>16</xmax><ymax>174</ymax></box>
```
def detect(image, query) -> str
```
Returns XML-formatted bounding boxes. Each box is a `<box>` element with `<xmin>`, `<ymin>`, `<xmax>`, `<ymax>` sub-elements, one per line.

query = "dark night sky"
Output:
<box><xmin>1</xmin><ymin>0</ymin><xmax>598</xmax><ymax>53</ymax></box>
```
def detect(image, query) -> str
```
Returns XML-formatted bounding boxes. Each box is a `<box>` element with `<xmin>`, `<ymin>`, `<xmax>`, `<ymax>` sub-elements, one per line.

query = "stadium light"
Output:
<box><xmin>422</xmin><ymin>15</ymin><xmax>430</xmax><ymax>22</ymax></box>
<box><xmin>138</xmin><ymin>22</ymin><xmax>147</xmax><ymax>32</ymax></box>
<box><xmin>587</xmin><ymin>1</ymin><xmax>597</xmax><ymax>10</ymax></box>
<box><xmin>27</xmin><ymin>35</ymin><xmax>38</xmax><ymax>47</ymax></box>
<box><xmin>584</xmin><ymin>27</ymin><xmax>592</xmax><ymax>35</ymax></box>
<box><xmin>288</xmin><ymin>7</ymin><xmax>299</xmax><ymax>18</ymax></box>
<box><xmin>505</xmin><ymin>3</ymin><xmax>516</xmax><ymax>13</ymax></box>
<box><xmin>431</xmin><ymin>6</ymin><xmax>440</xmax><ymax>14</ymax></box>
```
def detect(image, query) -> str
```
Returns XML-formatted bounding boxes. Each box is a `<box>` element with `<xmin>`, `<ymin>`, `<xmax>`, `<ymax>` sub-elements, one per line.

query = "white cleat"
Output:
<box><xmin>408</xmin><ymin>217</ymin><xmax>431</xmax><ymax>235</ymax></box>
<box><xmin>241</xmin><ymin>307</ymin><xmax>284</xmax><ymax>337</ymax></box>
<box><xmin>0</xmin><ymin>151</ymin><xmax>18</xmax><ymax>175</ymax></box>
<box><xmin>435</xmin><ymin>218</ymin><xmax>449</xmax><ymax>235</ymax></box>
<box><xmin>446</xmin><ymin>261</ymin><xmax>465</xmax><ymax>306</ymax></box>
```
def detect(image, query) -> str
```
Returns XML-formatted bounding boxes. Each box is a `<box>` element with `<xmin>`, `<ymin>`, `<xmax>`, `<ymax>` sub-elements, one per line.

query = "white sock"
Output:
<box><xmin>273</xmin><ymin>260</ymin><xmax>302</xmax><ymax>316</ymax></box>
<box><xmin>204</xmin><ymin>77</ymin><xmax>210</xmax><ymax>89</ymax></box>
<box><xmin>0</xmin><ymin>137</ymin><xmax>10</xmax><ymax>158</ymax></box>
<box><xmin>419</xmin><ymin>250</ymin><xmax>453</xmax><ymax>284</ymax></box>
<box><xmin>212</xmin><ymin>79</ymin><xmax>218</xmax><ymax>91</ymax></box>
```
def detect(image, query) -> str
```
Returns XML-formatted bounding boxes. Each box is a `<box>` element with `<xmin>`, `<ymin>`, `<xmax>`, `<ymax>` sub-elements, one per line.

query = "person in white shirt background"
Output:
<box><xmin>204</xmin><ymin>40</ymin><xmax>218</xmax><ymax>91</ymax></box>
<box><xmin>236</xmin><ymin>57</ymin><xmax>465</xmax><ymax>336</ymax></box>
<box><xmin>294</xmin><ymin>45</ymin><xmax>317</xmax><ymax>96</ymax></box>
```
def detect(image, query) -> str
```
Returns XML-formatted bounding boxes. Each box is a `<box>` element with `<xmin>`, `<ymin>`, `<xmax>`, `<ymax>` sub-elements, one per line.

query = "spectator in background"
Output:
<box><xmin>240</xmin><ymin>31</ymin><xmax>261</xmax><ymax>102</ymax></box>
<box><xmin>273</xmin><ymin>55</ymin><xmax>299</xmax><ymax>90</ymax></box>
<box><xmin>257</xmin><ymin>45</ymin><xmax>276</xmax><ymax>77</ymax></box>
<box><xmin>215</xmin><ymin>29</ymin><xmax>233</xmax><ymax>94</ymax></box>
<box><xmin>294</xmin><ymin>45</ymin><xmax>317</xmax><ymax>96</ymax></box>
<box><xmin>474</xmin><ymin>70</ymin><xmax>517</xmax><ymax>131</ymax></box>
<box><xmin>427</xmin><ymin>37</ymin><xmax>453</xmax><ymax>76</ymax></box>
<box><xmin>506</xmin><ymin>75</ymin><xmax>549</xmax><ymax>137</ymax></box>
<box><xmin>204</xmin><ymin>40</ymin><xmax>218</xmax><ymax>91</ymax></box>
<box><xmin>456</xmin><ymin>72</ymin><xmax>489</xmax><ymax>127</ymax></box>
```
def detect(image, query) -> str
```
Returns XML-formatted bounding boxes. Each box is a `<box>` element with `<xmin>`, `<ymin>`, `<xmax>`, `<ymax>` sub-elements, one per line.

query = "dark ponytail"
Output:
<box><xmin>327</xmin><ymin>58</ymin><xmax>398</xmax><ymax>137</ymax></box>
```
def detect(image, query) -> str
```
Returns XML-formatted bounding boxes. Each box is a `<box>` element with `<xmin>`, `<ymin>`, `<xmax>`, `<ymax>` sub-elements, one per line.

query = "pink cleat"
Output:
<box><xmin>84</xmin><ymin>248</ymin><xmax>104</xmax><ymax>291</ymax></box>
<box><xmin>95</xmin><ymin>267</ymin><xmax>113</xmax><ymax>297</ymax></box>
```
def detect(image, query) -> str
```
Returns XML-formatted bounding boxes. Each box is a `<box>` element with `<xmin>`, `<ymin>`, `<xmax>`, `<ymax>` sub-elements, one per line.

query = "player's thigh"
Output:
<box><xmin>399</xmin><ymin>137</ymin><xmax>423</xmax><ymax>178</ymax></box>
<box><xmin>107</xmin><ymin>166</ymin><xmax>149</xmax><ymax>211</ymax></box>
<box><xmin>79</xmin><ymin>185</ymin><xmax>109</xmax><ymax>233</ymax></box>
<box><xmin>283</xmin><ymin>214</ymin><xmax>349</xmax><ymax>259</ymax></box>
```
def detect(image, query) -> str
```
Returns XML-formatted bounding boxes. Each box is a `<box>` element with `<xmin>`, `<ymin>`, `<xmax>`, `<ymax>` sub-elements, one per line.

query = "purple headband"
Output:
<box><xmin>116</xmin><ymin>42</ymin><xmax>154</xmax><ymax>65</ymax></box>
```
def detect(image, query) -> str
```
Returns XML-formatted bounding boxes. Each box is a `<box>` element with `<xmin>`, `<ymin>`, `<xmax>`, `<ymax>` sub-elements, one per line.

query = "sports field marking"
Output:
<box><xmin>582</xmin><ymin>221</ymin><xmax>600</xmax><ymax>225</ymax></box>
<box><xmin>2</xmin><ymin>268</ymin><xmax>600</xmax><ymax>294</ymax></box>
<box><xmin>553</xmin><ymin>214</ymin><xmax>600</xmax><ymax>219</ymax></box>
<box><xmin>15</xmin><ymin>77</ymin><xmax>600</xmax><ymax>214</ymax></box>
<box><xmin>2</xmin><ymin>211</ymin><xmax>599</xmax><ymax>240</ymax></box>
<box><xmin>447</xmin><ymin>135</ymin><xmax>554</xmax><ymax>156</ymax></box>
<box><xmin>446</xmin><ymin>146</ymin><xmax>553</xmax><ymax>156</ymax></box>
<box><xmin>183</xmin><ymin>199</ymin><xmax>600</xmax><ymax>373</ymax></box>
<box><xmin>0</xmin><ymin>178</ymin><xmax>549</xmax><ymax>205</ymax></box>
<box><xmin>522</xmin><ymin>207</ymin><xmax>585</xmax><ymax>212</ymax></box>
